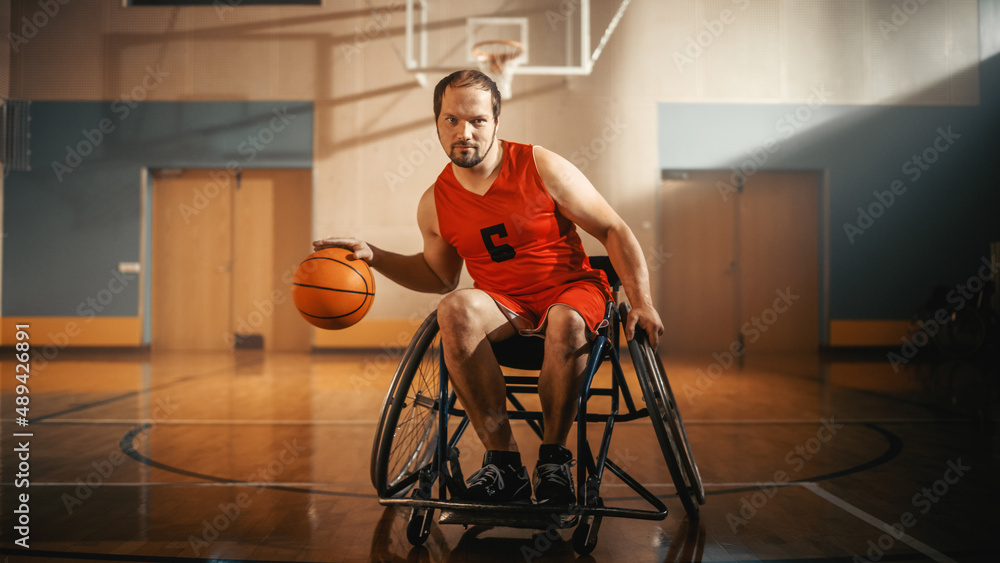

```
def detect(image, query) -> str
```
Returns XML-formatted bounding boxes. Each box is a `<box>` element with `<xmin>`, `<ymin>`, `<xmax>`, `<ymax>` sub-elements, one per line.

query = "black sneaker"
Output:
<box><xmin>464</xmin><ymin>455</ymin><xmax>531</xmax><ymax>504</ymax></box>
<box><xmin>533</xmin><ymin>446</ymin><xmax>576</xmax><ymax>505</ymax></box>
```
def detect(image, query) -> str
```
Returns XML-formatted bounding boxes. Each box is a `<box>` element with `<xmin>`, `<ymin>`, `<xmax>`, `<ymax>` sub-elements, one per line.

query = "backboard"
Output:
<box><xmin>402</xmin><ymin>0</ymin><xmax>632</xmax><ymax>78</ymax></box>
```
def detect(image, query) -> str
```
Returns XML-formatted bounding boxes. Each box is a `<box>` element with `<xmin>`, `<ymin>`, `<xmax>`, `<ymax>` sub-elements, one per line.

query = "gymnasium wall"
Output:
<box><xmin>1</xmin><ymin>0</ymin><xmax>9</xmax><ymax>328</ymax></box>
<box><xmin>657</xmin><ymin>73</ymin><xmax>1000</xmax><ymax>338</ymax></box>
<box><xmin>1</xmin><ymin>1</ymin><xmax>996</xmax><ymax>348</ymax></box>
<box><xmin>0</xmin><ymin>0</ymin><xmax>8</xmax><ymax>99</ymax></box>
<box><xmin>657</xmin><ymin>1</ymin><xmax>1000</xmax><ymax>345</ymax></box>
<box><xmin>1</xmin><ymin>101</ymin><xmax>313</xmax><ymax>345</ymax></box>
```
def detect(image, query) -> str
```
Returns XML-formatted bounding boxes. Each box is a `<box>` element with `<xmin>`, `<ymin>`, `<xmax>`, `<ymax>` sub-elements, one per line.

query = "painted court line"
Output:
<box><xmin>685</xmin><ymin>418</ymin><xmax>968</xmax><ymax>425</ymax></box>
<box><xmin>15</xmin><ymin>480</ymin><xmax>774</xmax><ymax>489</ymax></box>
<box><xmin>19</xmin><ymin>417</ymin><xmax>963</xmax><ymax>426</ymax></box>
<box><xmin>604</xmin><ymin>481</ymin><xmax>808</xmax><ymax>488</ymax></box>
<box><xmin>13</xmin><ymin>481</ymin><xmax>371</xmax><ymax>488</ymax></box>
<box><xmin>27</xmin><ymin>418</ymin><xmax>380</xmax><ymax>425</ymax></box>
<box><xmin>800</xmin><ymin>482</ymin><xmax>956</xmax><ymax>563</ymax></box>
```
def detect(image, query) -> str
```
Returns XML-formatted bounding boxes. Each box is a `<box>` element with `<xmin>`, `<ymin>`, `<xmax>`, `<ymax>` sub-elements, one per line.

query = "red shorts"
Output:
<box><xmin>485</xmin><ymin>279</ymin><xmax>611</xmax><ymax>338</ymax></box>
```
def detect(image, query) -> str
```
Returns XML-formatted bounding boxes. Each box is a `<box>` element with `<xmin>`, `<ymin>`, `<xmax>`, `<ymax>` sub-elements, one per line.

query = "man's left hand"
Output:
<box><xmin>625</xmin><ymin>302</ymin><xmax>664</xmax><ymax>351</ymax></box>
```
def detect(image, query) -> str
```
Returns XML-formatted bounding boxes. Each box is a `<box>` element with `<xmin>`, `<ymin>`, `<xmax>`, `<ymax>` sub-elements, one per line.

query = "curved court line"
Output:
<box><xmin>0</xmin><ymin>546</ymin><xmax>984</xmax><ymax>563</ymax></box>
<box><xmin>118</xmin><ymin>421</ymin><xmax>902</xmax><ymax>504</ymax></box>
<box><xmin>601</xmin><ymin>422</ymin><xmax>904</xmax><ymax>502</ymax></box>
<box><xmin>118</xmin><ymin>424</ymin><xmax>371</xmax><ymax>499</ymax></box>
<box><xmin>28</xmin><ymin>416</ymin><xmax>967</xmax><ymax>426</ymax></box>
<box><xmin>794</xmin><ymin>423</ymin><xmax>903</xmax><ymax>482</ymax></box>
<box><xmin>33</xmin><ymin>355</ymin><xmax>266</xmax><ymax>423</ymax></box>
<box><xmin>11</xmin><ymin>415</ymin><xmax>948</xmax><ymax>563</ymax></box>
<box><xmin>0</xmin><ymin>546</ymin><xmax>297</xmax><ymax>563</ymax></box>
<box><xmin>700</xmin><ymin>422</ymin><xmax>905</xmax><ymax>498</ymax></box>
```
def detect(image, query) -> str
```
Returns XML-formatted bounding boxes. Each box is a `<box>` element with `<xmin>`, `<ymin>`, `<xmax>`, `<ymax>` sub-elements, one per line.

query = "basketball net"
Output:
<box><xmin>472</xmin><ymin>40</ymin><xmax>524</xmax><ymax>100</ymax></box>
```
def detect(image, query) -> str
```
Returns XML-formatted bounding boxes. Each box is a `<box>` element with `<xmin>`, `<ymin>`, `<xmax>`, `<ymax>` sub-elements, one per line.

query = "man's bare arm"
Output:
<box><xmin>533</xmin><ymin>146</ymin><xmax>664</xmax><ymax>348</ymax></box>
<box><xmin>313</xmin><ymin>186</ymin><xmax>463</xmax><ymax>294</ymax></box>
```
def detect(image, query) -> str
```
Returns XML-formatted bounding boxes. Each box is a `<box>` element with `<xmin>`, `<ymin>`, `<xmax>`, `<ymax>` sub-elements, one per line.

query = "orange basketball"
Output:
<box><xmin>292</xmin><ymin>247</ymin><xmax>375</xmax><ymax>330</ymax></box>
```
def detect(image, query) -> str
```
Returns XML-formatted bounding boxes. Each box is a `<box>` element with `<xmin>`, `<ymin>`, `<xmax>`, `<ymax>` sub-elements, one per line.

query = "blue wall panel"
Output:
<box><xmin>3</xmin><ymin>101</ymin><xmax>313</xmax><ymax>317</ymax></box>
<box><xmin>658</xmin><ymin>56</ymin><xmax>1000</xmax><ymax>320</ymax></box>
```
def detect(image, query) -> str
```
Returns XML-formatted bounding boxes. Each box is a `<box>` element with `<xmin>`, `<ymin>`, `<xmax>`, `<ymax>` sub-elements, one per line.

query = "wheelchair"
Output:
<box><xmin>369</xmin><ymin>257</ymin><xmax>705</xmax><ymax>555</ymax></box>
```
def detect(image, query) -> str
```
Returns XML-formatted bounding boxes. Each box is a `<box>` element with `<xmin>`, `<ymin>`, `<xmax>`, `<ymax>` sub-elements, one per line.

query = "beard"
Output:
<box><xmin>448</xmin><ymin>130</ymin><xmax>497</xmax><ymax>168</ymax></box>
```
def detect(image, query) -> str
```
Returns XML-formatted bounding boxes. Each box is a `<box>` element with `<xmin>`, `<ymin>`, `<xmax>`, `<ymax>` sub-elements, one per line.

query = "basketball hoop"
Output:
<box><xmin>472</xmin><ymin>40</ymin><xmax>524</xmax><ymax>100</ymax></box>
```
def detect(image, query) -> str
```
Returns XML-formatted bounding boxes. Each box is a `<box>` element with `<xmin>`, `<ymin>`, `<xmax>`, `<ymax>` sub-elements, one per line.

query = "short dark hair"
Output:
<box><xmin>433</xmin><ymin>70</ymin><xmax>501</xmax><ymax>123</ymax></box>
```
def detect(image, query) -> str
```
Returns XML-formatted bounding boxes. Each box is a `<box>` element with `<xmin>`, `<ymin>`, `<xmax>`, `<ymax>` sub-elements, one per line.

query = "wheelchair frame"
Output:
<box><xmin>370</xmin><ymin>260</ymin><xmax>704</xmax><ymax>554</ymax></box>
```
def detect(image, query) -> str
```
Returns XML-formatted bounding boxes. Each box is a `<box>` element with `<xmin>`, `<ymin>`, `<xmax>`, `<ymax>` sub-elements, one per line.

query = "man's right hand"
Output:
<box><xmin>312</xmin><ymin>237</ymin><xmax>375</xmax><ymax>263</ymax></box>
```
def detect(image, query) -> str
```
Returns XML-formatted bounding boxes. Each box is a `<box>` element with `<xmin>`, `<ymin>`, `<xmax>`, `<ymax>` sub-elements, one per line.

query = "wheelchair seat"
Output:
<box><xmin>490</xmin><ymin>255</ymin><xmax>621</xmax><ymax>371</ymax></box>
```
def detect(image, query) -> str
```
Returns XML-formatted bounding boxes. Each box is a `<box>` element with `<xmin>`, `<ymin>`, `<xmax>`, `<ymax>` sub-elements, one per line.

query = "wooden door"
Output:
<box><xmin>152</xmin><ymin>170</ymin><xmax>234</xmax><ymax>351</ymax></box>
<box><xmin>152</xmin><ymin>169</ymin><xmax>312</xmax><ymax>352</ymax></box>
<box><xmin>235</xmin><ymin>169</ymin><xmax>313</xmax><ymax>352</ymax></box>
<box><xmin>740</xmin><ymin>172</ymin><xmax>819</xmax><ymax>351</ymax></box>
<box><xmin>660</xmin><ymin>172</ymin><xmax>739</xmax><ymax>352</ymax></box>
<box><xmin>659</xmin><ymin>171</ymin><xmax>819</xmax><ymax>354</ymax></box>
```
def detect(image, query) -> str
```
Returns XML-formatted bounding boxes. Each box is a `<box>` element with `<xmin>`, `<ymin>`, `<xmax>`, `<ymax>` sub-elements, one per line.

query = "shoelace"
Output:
<box><xmin>537</xmin><ymin>460</ymin><xmax>575</xmax><ymax>487</ymax></box>
<box><xmin>469</xmin><ymin>463</ymin><xmax>504</xmax><ymax>489</ymax></box>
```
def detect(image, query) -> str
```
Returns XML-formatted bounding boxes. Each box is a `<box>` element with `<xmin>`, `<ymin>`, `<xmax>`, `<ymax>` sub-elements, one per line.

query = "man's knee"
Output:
<box><xmin>439</xmin><ymin>290</ymin><xmax>484</xmax><ymax>326</ymax></box>
<box><xmin>438</xmin><ymin>290</ymin><xmax>509</xmax><ymax>339</ymax></box>
<box><xmin>545</xmin><ymin>306</ymin><xmax>588</xmax><ymax>349</ymax></box>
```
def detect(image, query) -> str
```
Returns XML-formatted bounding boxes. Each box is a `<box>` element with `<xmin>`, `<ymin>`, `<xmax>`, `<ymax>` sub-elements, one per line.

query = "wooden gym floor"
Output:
<box><xmin>1</xmin><ymin>348</ymin><xmax>997</xmax><ymax>562</ymax></box>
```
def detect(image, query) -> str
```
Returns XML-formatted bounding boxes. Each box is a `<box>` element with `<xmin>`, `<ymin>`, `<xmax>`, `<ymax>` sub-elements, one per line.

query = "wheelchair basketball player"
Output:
<box><xmin>315</xmin><ymin>70</ymin><xmax>662</xmax><ymax>505</ymax></box>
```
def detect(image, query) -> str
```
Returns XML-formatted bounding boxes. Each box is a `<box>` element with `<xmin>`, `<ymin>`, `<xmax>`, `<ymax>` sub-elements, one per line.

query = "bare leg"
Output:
<box><xmin>538</xmin><ymin>305</ymin><xmax>590</xmax><ymax>446</ymax></box>
<box><xmin>437</xmin><ymin>289</ymin><xmax>518</xmax><ymax>452</ymax></box>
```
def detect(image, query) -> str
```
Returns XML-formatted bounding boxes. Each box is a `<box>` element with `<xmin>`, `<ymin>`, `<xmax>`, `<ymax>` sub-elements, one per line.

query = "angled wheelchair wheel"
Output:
<box><xmin>627</xmin><ymin>318</ymin><xmax>705</xmax><ymax>519</ymax></box>
<box><xmin>372</xmin><ymin>312</ymin><xmax>442</xmax><ymax>498</ymax></box>
<box><xmin>370</xmin><ymin>312</ymin><xmax>431</xmax><ymax>489</ymax></box>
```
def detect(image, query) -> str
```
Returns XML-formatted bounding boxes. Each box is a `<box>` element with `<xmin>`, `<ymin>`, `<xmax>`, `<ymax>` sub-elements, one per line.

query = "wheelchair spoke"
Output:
<box><xmin>387</xmin><ymin>346</ymin><xmax>439</xmax><ymax>483</ymax></box>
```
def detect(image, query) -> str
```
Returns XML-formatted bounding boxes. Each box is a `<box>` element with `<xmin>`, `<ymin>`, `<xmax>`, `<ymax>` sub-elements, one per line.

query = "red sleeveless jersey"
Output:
<box><xmin>434</xmin><ymin>140</ymin><xmax>609</xmax><ymax>298</ymax></box>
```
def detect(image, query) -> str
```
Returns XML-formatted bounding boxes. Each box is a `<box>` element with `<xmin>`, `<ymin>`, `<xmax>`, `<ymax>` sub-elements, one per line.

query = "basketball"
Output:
<box><xmin>292</xmin><ymin>247</ymin><xmax>375</xmax><ymax>330</ymax></box>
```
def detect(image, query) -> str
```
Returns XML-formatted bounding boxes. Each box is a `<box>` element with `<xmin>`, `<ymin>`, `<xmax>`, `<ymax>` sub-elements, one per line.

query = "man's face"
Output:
<box><xmin>436</xmin><ymin>85</ymin><xmax>498</xmax><ymax>169</ymax></box>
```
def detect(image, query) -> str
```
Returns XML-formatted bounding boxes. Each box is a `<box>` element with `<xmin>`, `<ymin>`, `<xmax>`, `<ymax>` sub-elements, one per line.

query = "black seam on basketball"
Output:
<box><xmin>300</xmin><ymin>293</ymin><xmax>371</xmax><ymax>319</ymax></box>
<box><xmin>293</xmin><ymin>282</ymin><xmax>375</xmax><ymax>296</ymax></box>
<box><xmin>300</xmin><ymin>256</ymin><xmax>373</xmax><ymax>294</ymax></box>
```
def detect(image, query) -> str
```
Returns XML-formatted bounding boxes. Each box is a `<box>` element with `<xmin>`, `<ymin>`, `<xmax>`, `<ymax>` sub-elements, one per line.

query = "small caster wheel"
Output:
<box><xmin>572</xmin><ymin>515</ymin><xmax>601</xmax><ymax>555</ymax></box>
<box><xmin>406</xmin><ymin>508</ymin><xmax>432</xmax><ymax>546</ymax></box>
